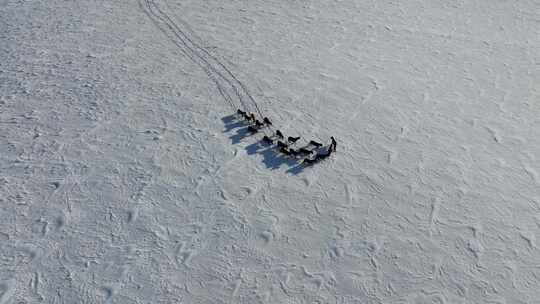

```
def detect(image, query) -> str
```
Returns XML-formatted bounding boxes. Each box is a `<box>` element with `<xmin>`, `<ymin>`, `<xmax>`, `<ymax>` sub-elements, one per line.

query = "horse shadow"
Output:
<box><xmin>286</xmin><ymin>163</ymin><xmax>307</xmax><ymax>174</ymax></box>
<box><xmin>222</xmin><ymin>114</ymin><xmax>307</xmax><ymax>174</ymax></box>
<box><xmin>222</xmin><ymin>115</ymin><xmax>253</xmax><ymax>144</ymax></box>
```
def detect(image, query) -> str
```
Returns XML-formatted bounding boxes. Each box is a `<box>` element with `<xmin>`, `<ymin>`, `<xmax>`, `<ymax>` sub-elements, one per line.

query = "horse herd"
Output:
<box><xmin>236</xmin><ymin>109</ymin><xmax>337</xmax><ymax>166</ymax></box>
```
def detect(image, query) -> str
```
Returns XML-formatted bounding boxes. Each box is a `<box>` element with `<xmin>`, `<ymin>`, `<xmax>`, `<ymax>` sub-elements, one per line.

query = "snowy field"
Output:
<box><xmin>1</xmin><ymin>0</ymin><xmax>540</xmax><ymax>303</ymax></box>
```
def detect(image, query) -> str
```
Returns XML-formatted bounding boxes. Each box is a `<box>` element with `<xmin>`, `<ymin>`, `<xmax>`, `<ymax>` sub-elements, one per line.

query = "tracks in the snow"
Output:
<box><xmin>140</xmin><ymin>0</ymin><xmax>264</xmax><ymax>118</ymax></box>
<box><xmin>140</xmin><ymin>0</ymin><xmax>334</xmax><ymax>170</ymax></box>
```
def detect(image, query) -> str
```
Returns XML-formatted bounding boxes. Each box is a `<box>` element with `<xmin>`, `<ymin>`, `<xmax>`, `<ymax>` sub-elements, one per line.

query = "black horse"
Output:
<box><xmin>298</xmin><ymin>147</ymin><xmax>314</xmax><ymax>155</ymax></box>
<box><xmin>288</xmin><ymin>136</ymin><xmax>301</xmax><ymax>144</ymax></box>
<box><xmin>309</xmin><ymin>140</ymin><xmax>323</xmax><ymax>148</ymax></box>
<box><xmin>280</xmin><ymin>147</ymin><xmax>293</xmax><ymax>156</ymax></box>
<box><xmin>263</xmin><ymin>117</ymin><xmax>272</xmax><ymax>126</ymax></box>
<box><xmin>248</xmin><ymin>113</ymin><xmax>256</xmax><ymax>122</ymax></box>
<box><xmin>330</xmin><ymin>136</ymin><xmax>337</xmax><ymax>152</ymax></box>
<box><xmin>302</xmin><ymin>158</ymin><xmax>318</xmax><ymax>166</ymax></box>
<box><xmin>315</xmin><ymin>149</ymin><xmax>332</xmax><ymax>160</ymax></box>
<box><xmin>247</xmin><ymin>126</ymin><xmax>259</xmax><ymax>134</ymax></box>
<box><xmin>277</xmin><ymin>140</ymin><xmax>288</xmax><ymax>149</ymax></box>
<box><xmin>237</xmin><ymin>109</ymin><xmax>246</xmax><ymax>116</ymax></box>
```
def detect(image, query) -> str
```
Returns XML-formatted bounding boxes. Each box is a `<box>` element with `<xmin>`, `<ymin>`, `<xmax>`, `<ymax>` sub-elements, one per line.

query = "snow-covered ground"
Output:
<box><xmin>1</xmin><ymin>0</ymin><xmax>539</xmax><ymax>303</ymax></box>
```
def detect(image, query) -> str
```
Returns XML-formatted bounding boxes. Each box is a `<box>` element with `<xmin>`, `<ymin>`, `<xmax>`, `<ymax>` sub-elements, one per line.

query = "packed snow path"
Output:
<box><xmin>1</xmin><ymin>0</ymin><xmax>539</xmax><ymax>303</ymax></box>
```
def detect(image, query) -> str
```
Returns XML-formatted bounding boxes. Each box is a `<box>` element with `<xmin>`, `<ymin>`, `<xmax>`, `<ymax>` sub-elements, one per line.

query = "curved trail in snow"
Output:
<box><xmin>139</xmin><ymin>0</ymin><xmax>333</xmax><ymax>153</ymax></box>
<box><xmin>140</xmin><ymin>0</ymin><xmax>264</xmax><ymax>119</ymax></box>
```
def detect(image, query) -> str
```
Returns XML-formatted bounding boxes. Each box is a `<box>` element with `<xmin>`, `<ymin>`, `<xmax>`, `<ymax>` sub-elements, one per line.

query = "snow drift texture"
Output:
<box><xmin>1</xmin><ymin>0</ymin><xmax>539</xmax><ymax>303</ymax></box>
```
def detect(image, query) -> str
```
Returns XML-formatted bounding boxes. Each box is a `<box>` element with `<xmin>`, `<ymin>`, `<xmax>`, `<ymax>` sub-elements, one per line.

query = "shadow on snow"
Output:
<box><xmin>221</xmin><ymin>114</ymin><xmax>309</xmax><ymax>174</ymax></box>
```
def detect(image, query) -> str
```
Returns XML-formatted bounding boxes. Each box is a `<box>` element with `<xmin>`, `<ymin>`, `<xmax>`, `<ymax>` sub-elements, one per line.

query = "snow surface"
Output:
<box><xmin>1</xmin><ymin>0</ymin><xmax>540</xmax><ymax>303</ymax></box>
